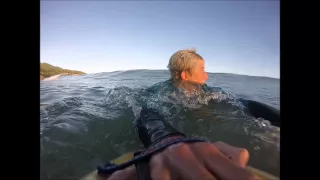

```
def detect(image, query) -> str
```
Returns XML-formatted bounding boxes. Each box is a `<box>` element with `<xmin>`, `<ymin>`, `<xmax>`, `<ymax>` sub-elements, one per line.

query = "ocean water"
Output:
<box><xmin>40</xmin><ymin>70</ymin><xmax>280</xmax><ymax>179</ymax></box>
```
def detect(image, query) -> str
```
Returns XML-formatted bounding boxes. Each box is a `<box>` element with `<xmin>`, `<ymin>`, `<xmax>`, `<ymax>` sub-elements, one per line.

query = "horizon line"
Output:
<box><xmin>40</xmin><ymin>62</ymin><xmax>279</xmax><ymax>79</ymax></box>
<box><xmin>86</xmin><ymin>69</ymin><xmax>280</xmax><ymax>79</ymax></box>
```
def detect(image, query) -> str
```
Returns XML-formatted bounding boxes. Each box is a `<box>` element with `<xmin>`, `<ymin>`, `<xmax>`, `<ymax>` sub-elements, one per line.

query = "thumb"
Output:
<box><xmin>107</xmin><ymin>165</ymin><xmax>137</xmax><ymax>180</ymax></box>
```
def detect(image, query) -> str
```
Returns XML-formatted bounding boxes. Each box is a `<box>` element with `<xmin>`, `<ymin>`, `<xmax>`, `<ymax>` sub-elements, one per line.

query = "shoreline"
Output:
<box><xmin>41</xmin><ymin>73</ymin><xmax>81</xmax><ymax>81</ymax></box>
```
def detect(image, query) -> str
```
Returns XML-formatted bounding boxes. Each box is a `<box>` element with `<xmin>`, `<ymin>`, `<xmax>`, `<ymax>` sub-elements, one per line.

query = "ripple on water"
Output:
<box><xmin>40</xmin><ymin>72</ymin><xmax>280</xmax><ymax>179</ymax></box>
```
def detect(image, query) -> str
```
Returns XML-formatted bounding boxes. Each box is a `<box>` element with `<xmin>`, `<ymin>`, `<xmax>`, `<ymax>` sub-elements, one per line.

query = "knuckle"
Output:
<box><xmin>166</xmin><ymin>142</ymin><xmax>188</xmax><ymax>152</ymax></box>
<box><xmin>150</xmin><ymin>153</ymin><xmax>166</xmax><ymax>166</ymax></box>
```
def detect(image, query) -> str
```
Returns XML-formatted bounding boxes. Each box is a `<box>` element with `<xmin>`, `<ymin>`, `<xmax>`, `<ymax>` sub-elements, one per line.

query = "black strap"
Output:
<box><xmin>136</xmin><ymin>162</ymin><xmax>152</xmax><ymax>180</ymax></box>
<box><xmin>134</xmin><ymin>151</ymin><xmax>152</xmax><ymax>180</ymax></box>
<box><xmin>97</xmin><ymin>137</ymin><xmax>208</xmax><ymax>175</ymax></box>
<box><xmin>135</xmin><ymin>155</ymin><xmax>152</xmax><ymax>180</ymax></box>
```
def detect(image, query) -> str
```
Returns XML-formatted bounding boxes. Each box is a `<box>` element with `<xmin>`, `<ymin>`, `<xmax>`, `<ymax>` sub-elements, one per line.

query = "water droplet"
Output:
<box><xmin>254</xmin><ymin>146</ymin><xmax>260</xmax><ymax>151</ymax></box>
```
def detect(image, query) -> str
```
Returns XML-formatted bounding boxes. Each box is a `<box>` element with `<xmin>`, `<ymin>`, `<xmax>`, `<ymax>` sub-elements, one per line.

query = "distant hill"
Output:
<box><xmin>40</xmin><ymin>63</ymin><xmax>86</xmax><ymax>80</ymax></box>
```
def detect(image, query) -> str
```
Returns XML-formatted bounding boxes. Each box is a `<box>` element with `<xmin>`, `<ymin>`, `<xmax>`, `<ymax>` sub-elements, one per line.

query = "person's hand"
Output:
<box><xmin>105</xmin><ymin>141</ymin><xmax>260</xmax><ymax>180</ymax></box>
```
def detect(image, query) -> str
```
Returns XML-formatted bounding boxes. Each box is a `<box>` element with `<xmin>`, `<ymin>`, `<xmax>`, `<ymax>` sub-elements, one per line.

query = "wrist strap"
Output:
<box><xmin>97</xmin><ymin>136</ymin><xmax>208</xmax><ymax>175</ymax></box>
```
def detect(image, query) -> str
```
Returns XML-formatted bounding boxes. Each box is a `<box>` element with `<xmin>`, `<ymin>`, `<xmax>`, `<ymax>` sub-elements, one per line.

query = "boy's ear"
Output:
<box><xmin>181</xmin><ymin>71</ymin><xmax>188</xmax><ymax>80</ymax></box>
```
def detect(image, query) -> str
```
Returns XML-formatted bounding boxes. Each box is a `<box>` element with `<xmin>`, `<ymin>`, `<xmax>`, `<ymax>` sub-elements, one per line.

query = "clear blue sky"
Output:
<box><xmin>41</xmin><ymin>1</ymin><xmax>279</xmax><ymax>78</ymax></box>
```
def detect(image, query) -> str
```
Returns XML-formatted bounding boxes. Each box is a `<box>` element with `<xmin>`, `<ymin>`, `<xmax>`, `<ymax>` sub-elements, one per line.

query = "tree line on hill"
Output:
<box><xmin>40</xmin><ymin>63</ymin><xmax>86</xmax><ymax>80</ymax></box>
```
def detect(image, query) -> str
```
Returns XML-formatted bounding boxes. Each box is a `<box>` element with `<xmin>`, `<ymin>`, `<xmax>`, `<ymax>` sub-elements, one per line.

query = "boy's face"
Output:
<box><xmin>186</xmin><ymin>59</ymin><xmax>208</xmax><ymax>85</ymax></box>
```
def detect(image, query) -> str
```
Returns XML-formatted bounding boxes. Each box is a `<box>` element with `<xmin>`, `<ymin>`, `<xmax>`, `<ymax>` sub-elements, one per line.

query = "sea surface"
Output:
<box><xmin>40</xmin><ymin>70</ymin><xmax>280</xmax><ymax>179</ymax></box>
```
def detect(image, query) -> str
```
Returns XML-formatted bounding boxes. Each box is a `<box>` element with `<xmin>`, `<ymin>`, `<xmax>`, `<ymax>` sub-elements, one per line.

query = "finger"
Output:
<box><xmin>149</xmin><ymin>152</ymin><xmax>171</xmax><ymax>180</ymax></box>
<box><xmin>107</xmin><ymin>165</ymin><xmax>137</xmax><ymax>180</ymax></box>
<box><xmin>164</xmin><ymin>143</ymin><xmax>216</xmax><ymax>180</ymax></box>
<box><xmin>191</xmin><ymin>143</ymin><xmax>259</xmax><ymax>180</ymax></box>
<box><xmin>213</xmin><ymin>141</ymin><xmax>249</xmax><ymax>167</ymax></box>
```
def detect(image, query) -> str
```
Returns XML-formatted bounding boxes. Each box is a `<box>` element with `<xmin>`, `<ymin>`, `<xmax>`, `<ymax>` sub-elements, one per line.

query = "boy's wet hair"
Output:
<box><xmin>167</xmin><ymin>48</ymin><xmax>204</xmax><ymax>81</ymax></box>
